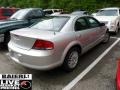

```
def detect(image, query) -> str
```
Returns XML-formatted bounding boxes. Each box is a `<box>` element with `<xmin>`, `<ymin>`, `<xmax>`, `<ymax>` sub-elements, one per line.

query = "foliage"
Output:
<box><xmin>0</xmin><ymin>0</ymin><xmax>119</xmax><ymax>12</ymax></box>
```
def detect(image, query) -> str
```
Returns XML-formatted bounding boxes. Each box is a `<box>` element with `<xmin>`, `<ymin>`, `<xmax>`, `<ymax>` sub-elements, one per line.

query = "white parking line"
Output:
<box><xmin>62</xmin><ymin>38</ymin><xmax>120</xmax><ymax>90</ymax></box>
<box><xmin>111</xmin><ymin>36</ymin><xmax>119</xmax><ymax>39</ymax></box>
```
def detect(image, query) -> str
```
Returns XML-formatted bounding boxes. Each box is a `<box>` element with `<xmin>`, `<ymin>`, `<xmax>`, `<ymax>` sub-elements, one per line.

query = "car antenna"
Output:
<box><xmin>52</xmin><ymin>17</ymin><xmax>56</xmax><ymax>35</ymax></box>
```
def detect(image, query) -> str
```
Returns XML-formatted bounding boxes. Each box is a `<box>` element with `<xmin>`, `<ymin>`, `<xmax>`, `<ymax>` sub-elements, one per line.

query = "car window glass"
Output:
<box><xmin>45</xmin><ymin>10</ymin><xmax>53</xmax><ymax>14</ymax></box>
<box><xmin>10</xmin><ymin>9</ymin><xmax>31</xmax><ymax>20</ymax></box>
<box><xmin>96</xmin><ymin>10</ymin><xmax>118</xmax><ymax>16</ymax></box>
<box><xmin>27</xmin><ymin>11</ymin><xmax>35</xmax><ymax>18</ymax></box>
<box><xmin>26</xmin><ymin>10</ymin><xmax>42</xmax><ymax>19</ymax></box>
<box><xmin>75</xmin><ymin>18</ymin><xmax>88</xmax><ymax>31</ymax></box>
<box><xmin>54</xmin><ymin>10</ymin><xmax>58</xmax><ymax>12</ymax></box>
<box><xmin>33</xmin><ymin>10</ymin><xmax>43</xmax><ymax>17</ymax></box>
<box><xmin>84</xmin><ymin>11</ymin><xmax>90</xmax><ymax>15</ymax></box>
<box><xmin>31</xmin><ymin>16</ymin><xmax>69</xmax><ymax>31</ymax></box>
<box><xmin>87</xmin><ymin>17</ymin><xmax>99</xmax><ymax>28</ymax></box>
<box><xmin>3</xmin><ymin>9</ymin><xmax>13</xmax><ymax>16</ymax></box>
<box><xmin>83</xmin><ymin>12</ymin><xmax>87</xmax><ymax>15</ymax></box>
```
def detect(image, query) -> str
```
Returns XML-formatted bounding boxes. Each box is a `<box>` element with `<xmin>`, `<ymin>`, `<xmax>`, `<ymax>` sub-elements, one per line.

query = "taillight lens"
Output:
<box><xmin>32</xmin><ymin>39</ymin><xmax>54</xmax><ymax>50</ymax></box>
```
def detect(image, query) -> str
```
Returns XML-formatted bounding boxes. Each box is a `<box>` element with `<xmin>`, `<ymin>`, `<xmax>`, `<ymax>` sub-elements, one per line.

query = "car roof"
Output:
<box><xmin>21</xmin><ymin>8</ymin><xmax>43</xmax><ymax>11</ymax></box>
<box><xmin>101</xmin><ymin>7</ymin><xmax>120</xmax><ymax>10</ymax></box>
<box><xmin>50</xmin><ymin>14</ymin><xmax>89</xmax><ymax>18</ymax></box>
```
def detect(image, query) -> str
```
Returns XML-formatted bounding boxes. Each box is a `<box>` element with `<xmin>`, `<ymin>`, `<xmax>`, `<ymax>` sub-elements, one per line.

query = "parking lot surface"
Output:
<box><xmin>0</xmin><ymin>33</ymin><xmax>119</xmax><ymax>90</ymax></box>
<box><xmin>72</xmin><ymin>39</ymin><xmax>119</xmax><ymax>90</ymax></box>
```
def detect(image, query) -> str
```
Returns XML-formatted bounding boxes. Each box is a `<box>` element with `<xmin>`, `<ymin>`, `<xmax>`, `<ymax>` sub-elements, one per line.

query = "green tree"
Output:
<box><xmin>0</xmin><ymin>0</ymin><xmax>119</xmax><ymax>12</ymax></box>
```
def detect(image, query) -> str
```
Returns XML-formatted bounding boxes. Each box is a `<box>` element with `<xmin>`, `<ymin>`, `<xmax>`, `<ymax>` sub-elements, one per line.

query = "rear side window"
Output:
<box><xmin>75</xmin><ymin>18</ymin><xmax>88</xmax><ymax>31</ymax></box>
<box><xmin>2</xmin><ymin>9</ymin><xmax>13</xmax><ymax>16</ymax></box>
<box><xmin>87</xmin><ymin>17</ymin><xmax>100</xmax><ymax>28</ymax></box>
<box><xmin>27</xmin><ymin>10</ymin><xmax>43</xmax><ymax>18</ymax></box>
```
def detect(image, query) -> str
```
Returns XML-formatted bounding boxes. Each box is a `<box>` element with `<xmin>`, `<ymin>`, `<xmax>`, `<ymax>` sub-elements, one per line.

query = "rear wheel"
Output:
<box><xmin>4</xmin><ymin>32</ymin><xmax>10</xmax><ymax>45</ymax></box>
<box><xmin>102</xmin><ymin>30</ymin><xmax>110</xmax><ymax>43</ymax></box>
<box><xmin>115</xmin><ymin>26</ymin><xmax>119</xmax><ymax>34</ymax></box>
<box><xmin>62</xmin><ymin>47</ymin><xmax>80</xmax><ymax>72</ymax></box>
<box><xmin>115</xmin><ymin>24</ymin><xmax>119</xmax><ymax>35</ymax></box>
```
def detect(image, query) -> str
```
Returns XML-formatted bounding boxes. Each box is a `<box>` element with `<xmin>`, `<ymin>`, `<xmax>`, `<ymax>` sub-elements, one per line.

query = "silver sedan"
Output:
<box><xmin>8</xmin><ymin>14</ymin><xmax>110</xmax><ymax>71</ymax></box>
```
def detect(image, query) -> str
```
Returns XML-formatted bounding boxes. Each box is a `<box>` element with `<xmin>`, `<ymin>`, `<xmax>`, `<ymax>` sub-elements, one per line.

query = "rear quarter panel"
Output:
<box><xmin>50</xmin><ymin>31</ymin><xmax>82</xmax><ymax>64</ymax></box>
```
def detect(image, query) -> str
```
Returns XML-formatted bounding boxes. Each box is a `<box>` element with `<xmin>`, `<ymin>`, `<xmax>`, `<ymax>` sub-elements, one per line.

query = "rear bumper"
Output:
<box><xmin>8</xmin><ymin>43</ymin><xmax>63</xmax><ymax>70</ymax></box>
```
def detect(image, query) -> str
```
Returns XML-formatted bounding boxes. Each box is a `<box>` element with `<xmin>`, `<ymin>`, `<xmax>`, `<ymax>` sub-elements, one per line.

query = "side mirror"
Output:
<box><xmin>100</xmin><ymin>23</ymin><xmax>105</xmax><ymax>26</ymax></box>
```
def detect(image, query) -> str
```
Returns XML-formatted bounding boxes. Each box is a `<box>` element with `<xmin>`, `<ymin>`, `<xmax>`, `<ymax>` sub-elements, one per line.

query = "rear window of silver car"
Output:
<box><xmin>30</xmin><ymin>16</ymin><xmax>70</xmax><ymax>31</ymax></box>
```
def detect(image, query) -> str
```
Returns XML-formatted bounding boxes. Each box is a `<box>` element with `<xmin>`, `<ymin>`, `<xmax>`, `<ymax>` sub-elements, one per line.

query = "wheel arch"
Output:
<box><xmin>60</xmin><ymin>41</ymin><xmax>82</xmax><ymax>64</ymax></box>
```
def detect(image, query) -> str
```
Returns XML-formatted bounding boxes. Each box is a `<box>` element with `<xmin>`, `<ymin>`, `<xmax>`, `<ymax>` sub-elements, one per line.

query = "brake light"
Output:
<box><xmin>32</xmin><ymin>39</ymin><xmax>54</xmax><ymax>50</ymax></box>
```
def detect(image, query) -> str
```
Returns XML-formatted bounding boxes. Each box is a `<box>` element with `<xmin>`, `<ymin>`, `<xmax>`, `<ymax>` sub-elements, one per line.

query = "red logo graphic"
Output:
<box><xmin>20</xmin><ymin>80</ymin><xmax>31</xmax><ymax>90</ymax></box>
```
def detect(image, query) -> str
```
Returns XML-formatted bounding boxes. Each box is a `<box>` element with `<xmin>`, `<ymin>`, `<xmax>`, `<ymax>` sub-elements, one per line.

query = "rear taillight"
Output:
<box><xmin>32</xmin><ymin>39</ymin><xmax>54</xmax><ymax>50</ymax></box>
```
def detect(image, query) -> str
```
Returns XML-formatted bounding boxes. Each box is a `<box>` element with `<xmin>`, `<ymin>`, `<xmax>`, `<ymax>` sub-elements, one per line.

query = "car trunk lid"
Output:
<box><xmin>10</xmin><ymin>28</ymin><xmax>56</xmax><ymax>50</ymax></box>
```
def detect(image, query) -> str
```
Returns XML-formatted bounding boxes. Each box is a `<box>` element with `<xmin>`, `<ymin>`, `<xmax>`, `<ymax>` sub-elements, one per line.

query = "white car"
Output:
<box><xmin>44</xmin><ymin>9</ymin><xmax>63</xmax><ymax>15</ymax></box>
<box><xmin>51</xmin><ymin>12</ymin><xmax>61</xmax><ymax>15</ymax></box>
<box><xmin>93</xmin><ymin>7</ymin><xmax>120</xmax><ymax>34</ymax></box>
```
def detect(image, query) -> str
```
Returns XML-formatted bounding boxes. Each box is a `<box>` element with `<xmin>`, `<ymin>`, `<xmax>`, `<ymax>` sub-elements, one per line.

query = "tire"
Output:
<box><xmin>115</xmin><ymin>30</ymin><xmax>118</xmax><ymax>35</ymax></box>
<box><xmin>102</xmin><ymin>31</ymin><xmax>110</xmax><ymax>43</ymax></box>
<box><xmin>4</xmin><ymin>32</ymin><xmax>10</xmax><ymax>45</ymax></box>
<box><xmin>115</xmin><ymin>24</ymin><xmax>119</xmax><ymax>35</ymax></box>
<box><xmin>62</xmin><ymin>47</ymin><xmax>81</xmax><ymax>72</ymax></box>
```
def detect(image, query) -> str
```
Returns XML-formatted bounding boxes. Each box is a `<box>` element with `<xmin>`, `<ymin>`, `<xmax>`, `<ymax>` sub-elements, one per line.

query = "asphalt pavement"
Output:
<box><xmin>72</xmin><ymin>39</ymin><xmax>119</xmax><ymax>90</ymax></box>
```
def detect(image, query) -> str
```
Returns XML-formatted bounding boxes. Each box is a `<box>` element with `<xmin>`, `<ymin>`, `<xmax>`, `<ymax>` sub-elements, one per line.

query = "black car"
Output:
<box><xmin>0</xmin><ymin>8</ymin><xmax>45</xmax><ymax>44</ymax></box>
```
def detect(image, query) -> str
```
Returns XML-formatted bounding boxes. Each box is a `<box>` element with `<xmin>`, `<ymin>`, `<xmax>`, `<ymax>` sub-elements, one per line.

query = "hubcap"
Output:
<box><xmin>68</xmin><ymin>51</ymin><xmax>79</xmax><ymax>69</ymax></box>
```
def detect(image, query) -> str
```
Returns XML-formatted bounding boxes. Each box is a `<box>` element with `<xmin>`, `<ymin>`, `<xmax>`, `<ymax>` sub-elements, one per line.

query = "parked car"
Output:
<box><xmin>51</xmin><ymin>12</ymin><xmax>61</xmax><ymax>15</ymax></box>
<box><xmin>92</xmin><ymin>9</ymin><xmax>100</xmax><ymax>16</ymax></box>
<box><xmin>0</xmin><ymin>8</ymin><xmax>45</xmax><ymax>45</ymax></box>
<box><xmin>92</xmin><ymin>13</ymin><xmax>97</xmax><ymax>16</ymax></box>
<box><xmin>93</xmin><ymin>7</ymin><xmax>120</xmax><ymax>34</ymax></box>
<box><xmin>116</xmin><ymin>60</ymin><xmax>120</xmax><ymax>90</ymax></box>
<box><xmin>51</xmin><ymin>11</ymin><xmax>69</xmax><ymax>15</ymax></box>
<box><xmin>44</xmin><ymin>9</ymin><xmax>63</xmax><ymax>15</ymax></box>
<box><xmin>0</xmin><ymin>7</ymin><xmax>19</xmax><ymax>20</ymax></box>
<box><xmin>8</xmin><ymin>15</ymin><xmax>109</xmax><ymax>71</ymax></box>
<box><xmin>71</xmin><ymin>10</ymin><xmax>90</xmax><ymax>15</ymax></box>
